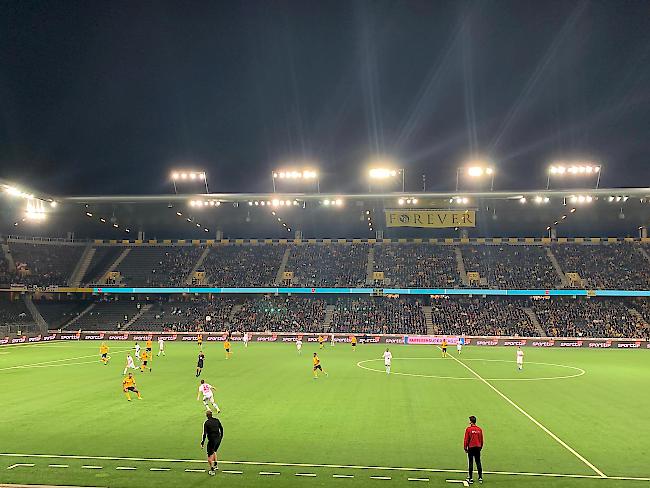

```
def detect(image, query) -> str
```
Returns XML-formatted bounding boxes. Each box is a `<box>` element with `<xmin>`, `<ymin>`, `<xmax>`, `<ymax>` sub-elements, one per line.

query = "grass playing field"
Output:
<box><xmin>0</xmin><ymin>339</ymin><xmax>649</xmax><ymax>488</ymax></box>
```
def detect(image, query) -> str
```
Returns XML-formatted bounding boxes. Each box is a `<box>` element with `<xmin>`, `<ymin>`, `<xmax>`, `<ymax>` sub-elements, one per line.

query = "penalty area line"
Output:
<box><xmin>443</xmin><ymin>349</ymin><xmax>607</xmax><ymax>479</ymax></box>
<box><xmin>1</xmin><ymin>453</ymin><xmax>645</xmax><ymax>481</ymax></box>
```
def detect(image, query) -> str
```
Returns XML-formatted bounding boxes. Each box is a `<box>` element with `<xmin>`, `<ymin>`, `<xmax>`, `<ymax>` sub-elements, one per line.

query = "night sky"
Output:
<box><xmin>1</xmin><ymin>0</ymin><xmax>649</xmax><ymax>196</ymax></box>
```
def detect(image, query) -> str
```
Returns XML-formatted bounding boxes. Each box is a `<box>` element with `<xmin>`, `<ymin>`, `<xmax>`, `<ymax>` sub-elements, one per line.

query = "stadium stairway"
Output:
<box><xmin>422</xmin><ymin>305</ymin><xmax>434</xmax><ymax>334</ymax></box>
<box><xmin>99</xmin><ymin>247</ymin><xmax>131</xmax><ymax>284</ymax></box>
<box><xmin>637</xmin><ymin>246</ymin><xmax>650</xmax><ymax>264</ymax></box>
<box><xmin>23</xmin><ymin>295</ymin><xmax>47</xmax><ymax>333</ymax></box>
<box><xmin>454</xmin><ymin>247</ymin><xmax>469</xmax><ymax>286</ymax></box>
<box><xmin>274</xmin><ymin>247</ymin><xmax>291</xmax><ymax>285</ymax></box>
<box><xmin>626</xmin><ymin>306</ymin><xmax>649</xmax><ymax>328</ymax></box>
<box><xmin>122</xmin><ymin>304</ymin><xmax>153</xmax><ymax>330</ymax></box>
<box><xmin>69</xmin><ymin>244</ymin><xmax>95</xmax><ymax>287</ymax></box>
<box><xmin>523</xmin><ymin>307</ymin><xmax>545</xmax><ymax>336</ymax></box>
<box><xmin>185</xmin><ymin>247</ymin><xmax>211</xmax><ymax>284</ymax></box>
<box><xmin>229</xmin><ymin>303</ymin><xmax>242</xmax><ymax>322</ymax></box>
<box><xmin>61</xmin><ymin>303</ymin><xmax>96</xmax><ymax>330</ymax></box>
<box><xmin>323</xmin><ymin>304</ymin><xmax>336</xmax><ymax>331</ymax></box>
<box><xmin>366</xmin><ymin>246</ymin><xmax>375</xmax><ymax>285</ymax></box>
<box><xmin>546</xmin><ymin>247</ymin><xmax>569</xmax><ymax>287</ymax></box>
<box><xmin>1</xmin><ymin>242</ymin><xmax>16</xmax><ymax>272</ymax></box>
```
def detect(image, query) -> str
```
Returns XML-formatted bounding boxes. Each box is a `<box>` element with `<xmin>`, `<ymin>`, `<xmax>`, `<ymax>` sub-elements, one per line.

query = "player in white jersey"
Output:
<box><xmin>330</xmin><ymin>333</ymin><xmax>335</xmax><ymax>346</ymax></box>
<box><xmin>296</xmin><ymin>338</ymin><xmax>303</xmax><ymax>354</ymax></box>
<box><xmin>383</xmin><ymin>348</ymin><xmax>392</xmax><ymax>374</ymax></box>
<box><xmin>457</xmin><ymin>335</ymin><xmax>465</xmax><ymax>354</ymax></box>
<box><xmin>123</xmin><ymin>354</ymin><xmax>137</xmax><ymax>375</ymax></box>
<box><xmin>157</xmin><ymin>337</ymin><xmax>166</xmax><ymax>356</ymax></box>
<box><xmin>516</xmin><ymin>346</ymin><xmax>524</xmax><ymax>370</ymax></box>
<box><xmin>197</xmin><ymin>379</ymin><xmax>221</xmax><ymax>413</ymax></box>
<box><xmin>242</xmin><ymin>332</ymin><xmax>249</xmax><ymax>348</ymax></box>
<box><xmin>134</xmin><ymin>342</ymin><xmax>141</xmax><ymax>360</ymax></box>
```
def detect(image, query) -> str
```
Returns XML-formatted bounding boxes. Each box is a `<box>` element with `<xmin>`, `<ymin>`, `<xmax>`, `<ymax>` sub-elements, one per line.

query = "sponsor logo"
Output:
<box><xmin>207</xmin><ymin>336</ymin><xmax>227</xmax><ymax>342</ymax></box>
<box><xmin>182</xmin><ymin>336</ymin><xmax>198</xmax><ymax>341</ymax></box>
<box><xmin>256</xmin><ymin>336</ymin><xmax>278</xmax><ymax>342</ymax></box>
<box><xmin>282</xmin><ymin>337</ymin><xmax>300</xmax><ymax>342</ymax></box>
<box><xmin>385</xmin><ymin>337</ymin><xmax>405</xmax><ymax>344</ymax></box>
<box><xmin>306</xmin><ymin>337</ymin><xmax>320</xmax><ymax>342</ymax></box>
<box><xmin>476</xmin><ymin>340</ymin><xmax>499</xmax><ymax>346</ymax></box>
<box><xmin>11</xmin><ymin>336</ymin><xmax>27</xmax><ymax>344</ymax></box>
<box><xmin>532</xmin><ymin>341</ymin><xmax>555</xmax><ymax>347</ymax></box>
<box><xmin>157</xmin><ymin>335</ymin><xmax>176</xmax><ymax>341</ymax></box>
<box><xmin>0</xmin><ymin>337</ymin><xmax>9</xmax><ymax>345</ymax></box>
<box><xmin>42</xmin><ymin>333</ymin><xmax>56</xmax><ymax>341</ymax></box>
<box><xmin>617</xmin><ymin>342</ymin><xmax>641</xmax><ymax>349</ymax></box>
<box><xmin>60</xmin><ymin>334</ymin><xmax>80</xmax><ymax>340</ymax></box>
<box><xmin>132</xmin><ymin>335</ymin><xmax>152</xmax><ymax>341</ymax></box>
<box><xmin>360</xmin><ymin>336</ymin><xmax>381</xmax><ymax>344</ymax></box>
<box><xmin>108</xmin><ymin>334</ymin><xmax>129</xmax><ymax>340</ymax></box>
<box><xmin>28</xmin><ymin>335</ymin><xmax>42</xmax><ymax>342</ymax></box>
<box><xmin>503</xmin><ymin>340</ymin><xmax>527</xmax><ymax>346</ymax></box>
<box><xmin>559</xmin><ymin>341</ymin><xmax>583</xmax><ymax>347</ymax></box>
<box><xmin>85</xmin><ymin>334</ymin><xmax>105</xmax><ymax>340</ymax></box>
<box><xmin>588</xmin><ymin>342</ymin><xmax>612</xmax><ymax>348</ymax></box>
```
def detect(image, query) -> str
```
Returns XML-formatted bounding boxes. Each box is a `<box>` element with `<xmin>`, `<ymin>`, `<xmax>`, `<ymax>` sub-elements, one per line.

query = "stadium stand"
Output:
<box><xmin>373</xmin><ymin>244</ymin><xmax>459</xmax><ymax>287</ymax></box>
<box><xmin>201</xmin><ymin>246</ymin><xmax>284</xmax><ymax>286</ymax></box>
<box><xmin>70</xmin><ymin>299</ymin><xmax>141</xmax><ymax>330</ymax></box>
<box><xmin>531</xmin><ymin>298</ymin><xmax>647</xmax><ymax>338</ymax></box>
<box><xmin>552</xmin><ymin>244</ymin><xmax>650</xmax><ymax>290</ymax></box>
<box><xmin>330</xmin><ymin>296</ymin><xmax>427</xmax><ymax>334</ymax></box>
<box><xmin>0</xmin><ymin>299</ymin><xmax>33</xmax><ymax>325</ymax></box>
<box><xmin>81</xmin><ymin>246</ymin><xmax>124</xmax><ymax>284</ymax></box>
<box><xmin>430</xmin><ymin>297</ymin><xmax>536</xmax><ymax>336</ymax></box>
<box><xmin>230</xmin><ymin>295</ymin><xmax>326</xmax><ymax>332</ymax></box>
<box><xmin>285</xmin><ymin>244</ymin><xmax>368</xmax><ymax>287</ymax></box>
<box><xmin>461</xmin><ymin>245</ymin><xmax>560</xmax><ymax>289</ymax></box>
<box><xmin>0</xmin><ymin>256</ymin><xmax>14</xmax><ymax>286</ymax></box>
<box><xmin>9</xmin><ymin>242</ymin><xmax>84</xmax><ymax>286</ymax></box>
<box><xmin>128</xmin><ymin>297</ymin><xmax>239</xmax><ymax>331</ymax></box>
<box><xmin>116</xmin><ymin>246</ymin><xmax>204</xmax><ymax>286</ymax></box>
<box><xmin>34</xmin><ymin>300</ymin><xmax>89</xmax><ymax>329</ymax></box>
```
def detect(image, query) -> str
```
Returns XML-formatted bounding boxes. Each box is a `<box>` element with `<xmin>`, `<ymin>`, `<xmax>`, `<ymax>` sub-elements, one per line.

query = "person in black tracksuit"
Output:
<box><xmin>200</xmin><ymin>410</ymin><xmax>224</xmax><ymax>475</ymax></box>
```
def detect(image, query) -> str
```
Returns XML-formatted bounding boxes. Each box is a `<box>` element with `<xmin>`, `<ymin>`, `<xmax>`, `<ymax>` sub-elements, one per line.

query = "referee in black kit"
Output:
<box><xmin>201</xmin><ymin>410</ymin><xmax>224</xmax><ymax>476</ymax></box>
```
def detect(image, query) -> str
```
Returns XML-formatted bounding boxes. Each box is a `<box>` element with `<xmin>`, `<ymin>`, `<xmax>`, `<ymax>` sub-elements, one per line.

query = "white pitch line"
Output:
<box><xmin>260</xmin><ymin>471</ymin><xmax>281</xmax><ymax>475</ymax></box>
<box><xmin>1</xmin><ymin>453</ymin><xmax>642</xmax><ymax>481</ymax></box>
<box><xmin>370</xmin><ymin>475</ymin><xmax>392</xmax><ymax>480</ymax></box>
<box><xmin>333</xmin><ymin>474</ymin><xmax>354</xmax><ymax>478</ymax></box>
<box><xmin>149</xmin><ymin>467</ymin><xmax>170</xmax><ymax>471</ymax></box>
<box><xmin>0</xmin><ymin>348</ymin><xmax>131</xmax><ymax>372</ymax></box>
<box><xmin>6</xmin><ymin>463</ymin><xmax>34</xmax><ymax>469</ymax></box>
<box><xmin>444</xmin><ymin>350</ymin><xmax>607</xmax><ymax>478</ymax></box>
<box><xmin>48</xmin><ymin>464</ymin><xmax>69</xmax><ymax>468</ymax></box>
<box><xmin>446</xmin><ymin>481</ymin><xmax>469</xmax><ymax>487</ymax></box>
<box><xmin>116</xmin><ymin>466</ymin><xmax>137</xmax><ymax>470</ymax></box>
<box><xmin>184</xmin><ymin>468</ymin><xmax>205</xmax><ymax>473</ymax></box>
<box><xmin>295</xmin><ymin>473</ymin><xmax>317</xmax><ymax>477</ymax></box>
<box><xmin>82</xmin><ymin>465</ymin><xmax>103</xmax><ymax>469</ymax></box>
<box><xmin>408</xmin><ymin>478</ymin><xmax>429</xmax><ymax>482</ymax></box>
<box><xmin>222</xmin><ymin>470</ymin><xmax>243</xmax><ymax>474</ymax></box>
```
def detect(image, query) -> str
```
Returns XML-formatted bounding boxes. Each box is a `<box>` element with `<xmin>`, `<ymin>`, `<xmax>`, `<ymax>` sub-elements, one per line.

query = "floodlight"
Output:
<box><xmin>190</xmin><ymin>173</ymin><xmax>197</xmax><ymax>180</ymax></box>
<box><xmin>176</xmin><ymin>211</ymin><xmax>182</xmax><ymax>216</ymax></box>
<box><xmin>86</xmin><ymin>212</ymin><xmax>93</xmax><ymax>217</ymax></box>
<box><xmin>181</xmin><ymin>173</ymin><xmax>188</xmax><ymax>179</ymax></box>
<box><xmin>125</xmin><ymin>229</ymin><xmax>130</xmax><ymax>233</ymax></box>
<box><xmin>285</xmin><ymin>200</ymin><xmax>291</xmax><ymax>206</ymax></box>
<box><xmin>172</xmin><ymin>172</ymin><xmax>179</xmax><ymax>179</ymax></box>
<box><xmin>570</xmin><ymin>208</ymin><xmax>576</xmax><ymax>213</ymax></box>
<box><xmin>412</xmin><ymin>198</ymin><xmax>418</xmax><ymax>204</ymax></box>
<box><xmin>335</xmin><ymin>199</ymin><xmax>343</xmax><ymax>206</ymax></box>
<box><xmin>272</xmin><ymin>199</ymin><xmax>279</xmax><ymax>207</ymax></box>
<box><xmin>323</xmin><ymin>199</ymin><xmax>330</xmax><ymax>206</ymax></box>
<box><xmin>398</xmin><ymin>198</ymin><xmax>404</xmax><ymax>205</ymax></box>
<box><xmin>467</xmin><ymin>166</ymin><xmax>484</xmax><ymax>177</ymax></box>
<box><xmin>50</xmin><ymin>201</ymin><xmax>57</xmax><ymax>208</ymax></box>
<box><xmin>260</xmin><ymin>201</ymin><xmax>266</xmax><ymax>206</ymax></box>
<box><xmin>248</xmin><ymin>201</ymin><xmax>253</xmax><ymax>206</ymax></box>
<box><xmin>100</xmin><ymin>218</ymin><xmax>106</xmax><ymax>223</ymax></box>
<box><xmin>204</xmin><ymin>228</ymin><xmax>209</xmax><ymax>232</ymax></box>
<box><xmin>519</xmin><ymin>197</ymin><xmax>526</xmax><ymax>204</ymax></box>
<box><xmin>113</xmin><ymin>223</ymin><xmax>118</xmax><ymax>228</ymax></box>
<box><xmin>369</xmin><ymin>168</ymin><xmax>398</xmax><ymax>179</ymax></box>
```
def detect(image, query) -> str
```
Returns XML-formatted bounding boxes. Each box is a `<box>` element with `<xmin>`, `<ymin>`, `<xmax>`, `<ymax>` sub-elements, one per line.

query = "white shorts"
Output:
<box><xmin>457</xmin><ymin>344</ymin><xmax>462</xmax><ymax>350</ymax></box>
<box><xmin>385</xmin><ymin>362</ymin><xmax>391</xmax><ymax>367</ymax></box>
<box><xmin>202</xmin><ymin>394</ymin><xmax>214</xmax><ymax>402</ymax></box>
<box><xmin>517</xmin><ymin>359</ymin><xmax>523</xmax><ymax>365</ymax></box>
<box><xmin>297</xmin><ymin>344</ymin><xmax>302</xmax><ymax>349</ymax></box>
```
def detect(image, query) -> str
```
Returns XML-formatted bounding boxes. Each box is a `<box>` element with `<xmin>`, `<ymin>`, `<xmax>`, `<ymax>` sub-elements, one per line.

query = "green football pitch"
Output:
<box><xmin>0</xmin><ymin>340</ymin><xmax>648</xmax><ymax>488</ymax></box>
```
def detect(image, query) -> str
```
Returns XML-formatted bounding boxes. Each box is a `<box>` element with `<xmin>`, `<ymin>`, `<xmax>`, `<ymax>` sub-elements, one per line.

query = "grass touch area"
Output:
<box><xmin>0</xmin><ymin>340</ymin><xmax>649</xmax><ymax>487</ymax></box>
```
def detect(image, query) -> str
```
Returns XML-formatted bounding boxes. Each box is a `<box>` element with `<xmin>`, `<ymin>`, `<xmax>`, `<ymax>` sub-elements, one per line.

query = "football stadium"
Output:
<box><xmin>2</xmin><ymin>2</ymin><xmax>650</xmax><ymax>488</ymax></box>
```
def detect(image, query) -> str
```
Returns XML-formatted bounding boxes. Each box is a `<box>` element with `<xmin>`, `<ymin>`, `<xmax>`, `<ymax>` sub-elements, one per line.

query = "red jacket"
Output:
<box><xmin>464</xmin><ymin>425</ymin><xmax>484</xmax><ymax>450</ymax></box>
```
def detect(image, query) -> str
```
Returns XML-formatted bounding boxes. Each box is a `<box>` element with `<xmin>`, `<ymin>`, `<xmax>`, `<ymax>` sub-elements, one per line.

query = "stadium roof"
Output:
<box><xmin>2</xmin><ymin>179</ymin><xmax>650</xmax><ymax>240</ymax></box>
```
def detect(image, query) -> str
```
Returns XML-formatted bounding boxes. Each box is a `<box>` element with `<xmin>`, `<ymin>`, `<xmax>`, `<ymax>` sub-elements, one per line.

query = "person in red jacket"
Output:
<box><xmin>463</xmin><ymin>415</ymin><xmax>484</xmax><ymax>484</ymax></box>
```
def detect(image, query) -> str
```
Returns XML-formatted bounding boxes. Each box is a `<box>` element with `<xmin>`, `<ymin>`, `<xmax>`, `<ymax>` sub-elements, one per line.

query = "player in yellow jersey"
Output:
<box><xmin>140</xmin><ymin>350</ymin><xmax>151</xmax><ymax>372</ymax></box>
<box><xmin>441</xmin><ymin>338</ymin><xmax>448</xmax><ymax>358</ymax></box>
<box><xmin>122</xmin><ymin>373</ymin><xmax>142</xmax><ymax>401</ymax></box>
<box><xmin>350</xmin><ymin>335</ymin><xmax>357</xmax><ymax>351</ymax></box>
<box><xmin>99</xmin><ymin>342</ymin><xmax>110</xmax><ymax>365</ymax></box>
<box><xmin>313</xmin><ymin>352</ymin><xmax>328</xmax><ymax>379</ymax></box>
<box><xmin>197</xmin><ymin>334</ymin><xmax>203</xmax><ymax>351</ymax></box>
<box><xmin>318</xmin><ymin>335</ymin><xmax>324</xmax><ymax>349</ymax></box>
<box><xmin>224</xmin><ymin>339</ymin><xmax>232</xmax><ymax>359</ymax></box>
